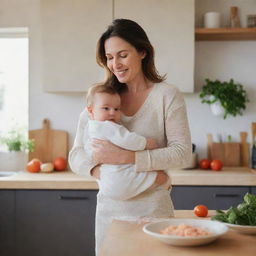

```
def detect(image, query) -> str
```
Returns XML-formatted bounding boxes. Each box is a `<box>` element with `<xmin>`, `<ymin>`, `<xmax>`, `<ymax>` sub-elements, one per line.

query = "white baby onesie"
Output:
<box><xmin>87</xmin><ymin>119</ymin><xmax>157</xmax><ymax>200</ymax></box>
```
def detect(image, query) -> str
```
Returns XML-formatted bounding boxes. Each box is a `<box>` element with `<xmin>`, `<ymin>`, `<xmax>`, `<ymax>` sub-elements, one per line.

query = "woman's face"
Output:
<box><xmin>104</xmin><ymin>36</ymin><xmax>145</xmax><ymax>85</ymax></box>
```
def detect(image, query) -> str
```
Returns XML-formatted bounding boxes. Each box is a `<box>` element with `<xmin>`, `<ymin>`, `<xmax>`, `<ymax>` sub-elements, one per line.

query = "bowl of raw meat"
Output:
<box><xmin>143</xmin><ymin>218</ymin><xmax>228</xmax><ymax>246</ymax></box>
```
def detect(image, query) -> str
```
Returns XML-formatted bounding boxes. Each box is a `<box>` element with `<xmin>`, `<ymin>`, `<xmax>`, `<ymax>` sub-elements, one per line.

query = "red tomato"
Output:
<box><xmin>199</xmin><ymin>159</ymin><xmax>211</xmax><ymax>169</ymax></box>
<box><xmin>194</xmin><ymin>205</ymin><xmax>208</xmax><ymax>217</ymax></box>
<box><xmin>26</xmin><ymin>159</ymin><xmax>41</xmax><ymax>173</ymax></box>
<box><xmin>53</xmin><ymin>157</ymin><xmax>67</xmax><ymax>171</ymax></box>
<box><xmin>210</xmin><ymin>159</ymin><xmax>223</xmax><ymax>171</ymax></box>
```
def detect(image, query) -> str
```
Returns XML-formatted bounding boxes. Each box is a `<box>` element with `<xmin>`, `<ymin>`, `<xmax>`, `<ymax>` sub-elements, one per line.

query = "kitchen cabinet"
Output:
<box><xmin>41</xmin><ymin>0</ymin><xmax>112</xmax><ymax>92</ymax></box>
<box><xmin>171</xmin><ymin>186</ymin><xmax>250</xmax><ymax>210</ymax></box>
<box><xmin>251</xmin><ymin>187</ymin><xmax>256</xmax><ymax>194</ymax></box>
<box><xmin>0</xmin><ymin>190</ymin><xmax>15</xmax><ymax>256</ymax></box>
<box><xmin>16</xmin><ymin>190</ymin><xmax>97</xmax><ymax>256</ymax></box>
<box><xmin>42</xmin><ymin>0</ymin><xmax>195</xmax><ymax>93</ymax></box>
<box><xmin>115</xmin><ymin>0</ymin><xmax>195</xmax><ymax>93</ymax></box>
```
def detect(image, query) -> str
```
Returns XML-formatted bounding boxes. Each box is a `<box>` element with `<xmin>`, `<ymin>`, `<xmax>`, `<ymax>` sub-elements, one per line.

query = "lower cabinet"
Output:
<box><xmin>251</xmin><ymin>187</ymin><xmax>256</xmax><ymax>194</ymax></box>
<box><xmin>0</xmin><ymin>190</ymin><xmax>15</xmax><ymax>256</ymax></box>
<box><xmin>171</xmin><ymin>186</ymin><xmax>250</xmax><ymax>210</ymax></box>
<box><xmin>16</xmin><ymin>190</ymin><xmax>97</xmax><ymax>256</ymax></box>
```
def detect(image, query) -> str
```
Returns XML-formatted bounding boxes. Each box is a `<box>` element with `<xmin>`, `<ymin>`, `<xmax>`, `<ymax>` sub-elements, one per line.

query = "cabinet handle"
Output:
<box><xmin>59</xmin><ymin>195</ymin><xmax>89</xmax><ymax>200</ymax></box>
<box><xmin>214</xmin><ymin>194</ymin><xmax>240</xmax><ymax>198</ymax></box>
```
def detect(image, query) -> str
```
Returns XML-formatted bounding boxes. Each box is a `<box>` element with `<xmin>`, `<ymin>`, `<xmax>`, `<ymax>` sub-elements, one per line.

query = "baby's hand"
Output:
<box><xmin>146</xmin><ymin>138</ymin><xmax>158</xmax><ymax>149</ymax></box>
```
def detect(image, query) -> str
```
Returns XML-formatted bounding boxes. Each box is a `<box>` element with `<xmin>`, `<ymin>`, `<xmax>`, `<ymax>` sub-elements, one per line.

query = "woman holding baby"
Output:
<box><xmin>69</xmin><ymin>18</ymin><xmax>191</xmax><ymax>256</ymax></box>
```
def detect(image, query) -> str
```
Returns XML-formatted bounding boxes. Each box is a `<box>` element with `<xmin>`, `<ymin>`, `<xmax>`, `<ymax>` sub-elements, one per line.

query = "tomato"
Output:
<box><xmin>53</xmin><ymin>157</ymin><xmax>67</xmax><ymax>171</ymax></box>
<box><xmin>194</xmin><ymin>205</ymin><xmax>208</xmax><ymax>217</ymax></box>
<box><xmin>26</xmin><ymin>159</ymin><xmax>41</xmax><ymax>173</ymax></box>
<box><xmin>210</xmin><ymin>159</ymin><xmax>223</xmax><ymax>171</ymax></box>
<box><xmin>199</xmin><ymin>159</ymin><xmax>211</xmax><ymax>169</ymax></box>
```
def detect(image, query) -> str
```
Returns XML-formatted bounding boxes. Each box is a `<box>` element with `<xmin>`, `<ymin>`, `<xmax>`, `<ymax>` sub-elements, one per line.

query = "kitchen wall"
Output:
<box><xmin>0</xmin><ymin>0</ymin><xmax>255</xmax><ymax>160</ymax></box>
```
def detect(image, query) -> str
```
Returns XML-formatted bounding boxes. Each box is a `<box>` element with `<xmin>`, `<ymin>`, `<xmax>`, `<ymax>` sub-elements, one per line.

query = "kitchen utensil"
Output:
<box><xmin>211</xmin><ymin>142</ymin><xmax>225</xmax><ymax>163</ymax></box>
<box><xmin>29</xmin><ymin>119</ymin><xmax>68</xmax><ymax>163</ymax></box>
<box><xmin>252</xmin><ymin>122</ymin><xmax>256</xmax><ymax>169</ymax></box>
<box><xmin>207</xmin><ymin>134</ymin><xmax>213</xmax><ymax>160</ymax></box>
<box><xmin>224</xmin><ymin>142</ymin><xmax>240</xmax><ymax>166</ymax></box>
<box><xmin>143</xmin><ymin>219</ymin><xmax>228</xmax><ymax>246</ymax></box>
<box><xmin>240</xmin><ymin>132</ymin><xmax>250</xmax><ymax>167</ymax></box>
<box><xmin>230</xmin><ymin>6</ymin><xmax>241</xmax><ymax>28</ymax></box>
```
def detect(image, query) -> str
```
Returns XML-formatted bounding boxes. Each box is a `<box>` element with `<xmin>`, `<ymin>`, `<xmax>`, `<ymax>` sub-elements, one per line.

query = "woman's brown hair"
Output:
<box><xmin>96</xmin><ymin>19</ymin><xmax>165</xmax><ymax>93</ymax></box>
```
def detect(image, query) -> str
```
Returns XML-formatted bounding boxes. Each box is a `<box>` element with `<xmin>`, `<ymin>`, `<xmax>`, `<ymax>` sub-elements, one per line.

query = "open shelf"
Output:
<box><xmin>195</xmin><ymin>27</ymin><xmax>256</xmax><ymax>41</ymax></box>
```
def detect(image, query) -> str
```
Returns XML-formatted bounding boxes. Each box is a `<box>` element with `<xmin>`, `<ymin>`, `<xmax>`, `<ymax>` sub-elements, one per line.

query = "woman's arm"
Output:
<box><xmin>68</xmin><ymin>110</ymin><xmax>97</xmax><ymax>178</ymax></box>
<box><xmin>135</xmin><ymin>98</ymin><xmax>192</xmax><ymax>172</ymax></box>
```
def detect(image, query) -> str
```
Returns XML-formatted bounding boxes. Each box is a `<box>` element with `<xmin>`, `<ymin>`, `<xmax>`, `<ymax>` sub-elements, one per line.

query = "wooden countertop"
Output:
<box><xmin>100</xmin><ymin>210</ymin><xmax>256</xmax><ymax>256</ymax></box>
<box><xmin>0</xmin><ymin>167</ymin><xmax>255</xmax><ymax>189</ymax></box>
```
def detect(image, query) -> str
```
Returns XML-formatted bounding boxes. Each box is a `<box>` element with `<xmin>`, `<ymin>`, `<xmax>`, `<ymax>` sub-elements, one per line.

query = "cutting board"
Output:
<box><xmin>29</xmin><ymin>119</ymin><xmax>68</xmax><ymax>163</ymax></box>
<box><xmin>240</xmin><ymin>132</ymin><xmax>250</xmax><ymax>167</ymax></box>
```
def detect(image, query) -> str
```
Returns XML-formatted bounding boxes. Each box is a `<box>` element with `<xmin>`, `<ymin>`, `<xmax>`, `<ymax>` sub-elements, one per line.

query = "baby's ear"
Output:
<box><xmin>87</xmin><ymin>106</ymin><xmax>94</xmax><ymax>119</ymax></box>
<box><xmin>87</xmin><ymin>105</ymin><xmax>93</xmax><ymax>113</ymax></box>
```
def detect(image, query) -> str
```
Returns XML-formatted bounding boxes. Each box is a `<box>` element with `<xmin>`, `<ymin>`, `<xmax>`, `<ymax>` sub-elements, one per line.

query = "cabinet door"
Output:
<box><xmin>251</xmin><ymin>187</ymin><xmax>256</xmax><ymax>194</ymax></box>
<box><xmin>0</xmin><ymin>190</ymin><xmax>15</xmax><ymax>256</ymax></box>
<box><xmin>171</xmin><ymin>186</ymin><xmax>250</xmax><ymax>210</ymax></box>
<box><xmin>16</xmin><ymin>190</ymin><xmax>97</xmax><ymax>256</ymax></box>
<box><xmin>115</xmin><ymin>0</ymin><xmax>195</xmax><ymax>92</ymax></box>
<box><xmin>41</xmin><ymin>0</ymin><xmax>112</xmax><ymax>92</ymax></box>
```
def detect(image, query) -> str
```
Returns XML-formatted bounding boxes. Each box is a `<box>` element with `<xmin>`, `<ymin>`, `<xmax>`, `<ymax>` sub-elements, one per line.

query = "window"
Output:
<box><xmin>0</xmin><ymin>28</ymin><xmax>28</xmax><ymax>151</ymax></box>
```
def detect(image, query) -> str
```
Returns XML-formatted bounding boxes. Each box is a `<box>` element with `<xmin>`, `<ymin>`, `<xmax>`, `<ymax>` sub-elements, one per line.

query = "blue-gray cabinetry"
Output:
<box><xmin>16</xmin><ymin>190</ymin><xmax>97</xmax><ymax>256</ymax></box>
<box><xmin>0</xmin><ymin>190</ymin><xmax>15</xmax><ymax>256</ymax></box>
<box><xmin>171</xmin><ymin>186</ymin><xmax>250</xmax><ymax>210</ymax></box>
<box><xmin>0</xmin><ymin>190</ymin><xmax>97</xmax><ymax>256</ymax></box>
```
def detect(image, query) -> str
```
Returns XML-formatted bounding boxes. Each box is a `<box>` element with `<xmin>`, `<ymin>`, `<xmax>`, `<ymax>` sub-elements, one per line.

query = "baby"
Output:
<box><xmin>85</xmin><ymin>84</ymin><xmax>169</xmax><ymax>200</ymax></box>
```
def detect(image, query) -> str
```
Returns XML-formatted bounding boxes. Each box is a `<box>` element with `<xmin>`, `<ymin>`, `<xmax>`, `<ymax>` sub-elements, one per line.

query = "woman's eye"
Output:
<box><xmin>120</xmin><ymin>54</ymin><xmax>127</xmax><ymax>58</ymax></box>
<box><xmin>106</xmin><ymin>56</ymin><xmax>113</xmax><ymax>61</ymax></box>
<box><xmin>114</xmin><ymin>108</ymin><xmax>120</xmax><ymax>111</ymax></box>
<box><xmin>102</xmin><ymin>107</ymin><xmax>109</xmax><ymax>110</ymax></box>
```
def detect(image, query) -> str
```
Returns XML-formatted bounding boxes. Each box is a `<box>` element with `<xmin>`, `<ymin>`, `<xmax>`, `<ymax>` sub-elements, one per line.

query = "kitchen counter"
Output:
<box><xmin>0</xmin><ymin>167</ymin><xmax>255</xmax><ymax>189</ymax></box>
<box><xmin>100</xmin><ymin>210</ymin><xmax>256</xmax><ymax>256</ymax></box>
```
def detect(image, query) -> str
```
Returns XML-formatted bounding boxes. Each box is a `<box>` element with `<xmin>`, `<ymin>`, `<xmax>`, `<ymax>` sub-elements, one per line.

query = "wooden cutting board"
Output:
<box><xmin>29</xmin><ymin>119</ymin><xmax>68</xmax><ymax>162</ymax></box>
<box><xmin>240</xmin><ymin>132</ymin><xmax>250</xmax><ymax>167</ymax></box>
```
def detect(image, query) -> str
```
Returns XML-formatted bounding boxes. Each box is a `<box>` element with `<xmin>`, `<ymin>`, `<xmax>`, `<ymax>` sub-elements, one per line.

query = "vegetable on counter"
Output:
<box><xmin>194</xmin><ymin>205</ymin><xmax>208</xmax><ymax>217</ymax></box>
<box><xmin>211</xmin><ymin>193</ymin><xmax>256</xmax><ymax>226</ymax></box>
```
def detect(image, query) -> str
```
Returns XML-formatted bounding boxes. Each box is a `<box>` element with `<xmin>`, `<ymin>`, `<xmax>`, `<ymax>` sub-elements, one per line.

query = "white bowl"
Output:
<box><xmin>225</xmin><ymin>223</ymin><xmax>256</xmax><ymax>235</ymax></box>
<box><xmin>143</xmin><ymin>219</ymin><xmax>228</xmax><ymax>246</ymax></box>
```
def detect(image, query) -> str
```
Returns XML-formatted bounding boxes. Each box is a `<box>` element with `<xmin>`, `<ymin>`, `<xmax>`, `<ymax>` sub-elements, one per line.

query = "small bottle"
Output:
<box><xmin>230</xmin><ymin>6</ymin><xmax>241</xmax><ymax>28</ymax></box>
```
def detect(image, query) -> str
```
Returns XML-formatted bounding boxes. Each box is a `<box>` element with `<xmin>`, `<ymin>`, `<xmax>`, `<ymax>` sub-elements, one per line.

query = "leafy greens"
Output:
<box><xmin>211</xmin><ymin>193</ymin><xmax>256</xmax><ymax>226</ymax></box>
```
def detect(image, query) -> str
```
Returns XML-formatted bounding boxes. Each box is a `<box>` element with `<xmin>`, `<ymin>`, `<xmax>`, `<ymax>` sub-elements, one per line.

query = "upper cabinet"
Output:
<box><xmin>114</xmin><ymin>0</ymin><xmax>195</xmax><ymax>93</ymax></box>
<box><xmin>41</xmin><ymin>0</ymin><xmax>112</xmax><ymax>92</ymax></box>
<box><xmin>42</xmin><ymin>0</ymin><xmax>195</xmax><ymax>93</ymax></box>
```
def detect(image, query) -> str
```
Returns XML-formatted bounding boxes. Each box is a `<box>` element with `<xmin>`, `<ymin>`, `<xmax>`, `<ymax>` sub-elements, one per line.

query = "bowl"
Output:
<box><xmin>225</xmin><ymin>223</ymin><xmax>256</xmax><ymax>235</ymax></box>
<box><xmin>143</xmin><ymin>218</ymin><xmax>228</xmax><ymax>246</ymax></box>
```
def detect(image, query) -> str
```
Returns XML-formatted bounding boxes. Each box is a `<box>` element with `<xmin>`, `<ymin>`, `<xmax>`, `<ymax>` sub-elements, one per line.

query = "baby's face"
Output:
<box><xmin>89</xmin><ymin>92</ymin><xmax>121</xmax><ymax>123</ymax></box>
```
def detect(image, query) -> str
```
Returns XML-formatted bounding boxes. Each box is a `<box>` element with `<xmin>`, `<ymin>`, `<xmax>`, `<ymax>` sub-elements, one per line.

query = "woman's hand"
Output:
<box><xmin>91</xmin><ymin>165</ymin><xmax>101</xmax><ymax>179</ymax></box>
<box><xmin>92</xmin><ymin>139</ymin><xmax>135</xmax><ymax>165</ymax></box>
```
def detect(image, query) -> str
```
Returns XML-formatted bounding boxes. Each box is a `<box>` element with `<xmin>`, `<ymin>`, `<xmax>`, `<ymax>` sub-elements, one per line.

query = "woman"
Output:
<box><xmin>69</xmin><ymin>19</ymin><xmax>191</xmax><ymax>255</ymax></box>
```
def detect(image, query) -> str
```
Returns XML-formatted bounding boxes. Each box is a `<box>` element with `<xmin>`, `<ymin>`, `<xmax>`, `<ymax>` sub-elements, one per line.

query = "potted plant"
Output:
<box><xmin>0</xmin><ymin>130</ymin><xmax>34</xmax><ymax>172</ymax></box>
<box><xmin>199</xmin><ymin>79</ymin><xmax>249</xmax><ymax>119</ymax></box>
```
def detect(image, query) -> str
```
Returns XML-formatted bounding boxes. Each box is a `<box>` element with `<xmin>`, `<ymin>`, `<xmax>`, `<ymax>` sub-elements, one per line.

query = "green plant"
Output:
<box><xmin>199</xmin><ymin>79</ymin><xmax>249</xmax><ymax>119</ymax></box>
<box><xmin>211</xmin><ymin>193</ymin><xmax>256</xmax><ymax>225</ymax></box>
<box><xmin>0</xmin><ymin>130</ymin><xmax>34</xmax><ymax>152</ymax></box>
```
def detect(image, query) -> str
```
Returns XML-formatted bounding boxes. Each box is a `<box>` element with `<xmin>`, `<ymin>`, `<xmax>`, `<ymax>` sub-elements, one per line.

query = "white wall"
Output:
<box><xmin>1</xmin><ymin>0</ymin><xmax>255</xmax><ymax>160</ymax></box>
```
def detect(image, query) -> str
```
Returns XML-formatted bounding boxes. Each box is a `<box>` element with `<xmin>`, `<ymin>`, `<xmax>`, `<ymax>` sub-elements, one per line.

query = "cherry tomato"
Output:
<box><xmin>26</xmin><ymin>159</ymin><xmax>41</xmax><ymax>173</ymax></box>
<box><xmin>199</xmin><ymin>159</ymin><xmax>211</xmax><ymax>169</ymax></box>
<box><xmin>210</xmin><ymin>159</ymin><xmax>223</xmax><ymax>171</ymax></box>
<box><xmin>53</xmin><ymin>157</ymin><xmax>67</xmax><ymax>171</ymax></box>
<box><xmin>194</xmin><ymin>205</ymin><xmax>208</xmax><ymax>217</ymax></box>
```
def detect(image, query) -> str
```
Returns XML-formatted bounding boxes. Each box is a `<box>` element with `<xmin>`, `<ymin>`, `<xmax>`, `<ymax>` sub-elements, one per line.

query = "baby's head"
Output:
<box><xmin>86</xmin><ymin>84</ymin><xmax>121</xmax><ymax>123</ymax></box>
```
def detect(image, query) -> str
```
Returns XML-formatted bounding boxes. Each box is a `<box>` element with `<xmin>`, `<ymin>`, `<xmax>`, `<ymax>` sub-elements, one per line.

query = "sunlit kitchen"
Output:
<box><xmin>0</xmin><ymin>0</ymin><xmax>256</xmax><ymax>256</ymax></box>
